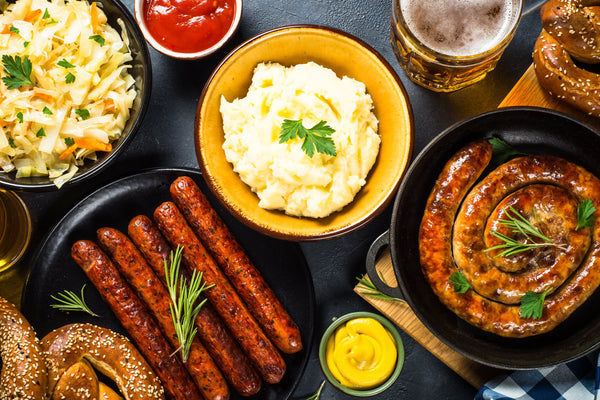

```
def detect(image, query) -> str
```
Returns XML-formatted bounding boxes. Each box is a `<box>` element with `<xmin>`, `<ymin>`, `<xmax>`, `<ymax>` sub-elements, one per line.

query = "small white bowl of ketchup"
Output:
<box><xmin>134</xmin><ymin>0</ymin><xmax>242</xmax><ymax>59</ymax></box>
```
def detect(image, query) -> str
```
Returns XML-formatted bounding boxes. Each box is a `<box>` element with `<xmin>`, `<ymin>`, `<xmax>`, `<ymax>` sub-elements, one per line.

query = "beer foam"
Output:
<box><xmin>400</xmin><ymin>0</ymin><xmax>519</xmax><ymax>57</ymax></box>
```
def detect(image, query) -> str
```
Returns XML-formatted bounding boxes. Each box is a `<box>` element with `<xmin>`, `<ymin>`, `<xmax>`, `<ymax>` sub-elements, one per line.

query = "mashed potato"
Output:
<box><xmin>220</xmin><ymin>62</ymin><xmax>380</xmax><ymax>218</ymax></box>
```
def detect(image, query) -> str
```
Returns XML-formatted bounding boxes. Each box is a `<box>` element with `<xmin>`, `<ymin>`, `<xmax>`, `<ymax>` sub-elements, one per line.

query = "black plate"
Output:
<box><xmin>21</xmin><ymin>167</ymin><xmax>315</xmax><ymax>399</ymax></box>
<box><xmin>370</xmin><ymin>106</ymin><xmax>600</xmax><ymax>369</ymax></box>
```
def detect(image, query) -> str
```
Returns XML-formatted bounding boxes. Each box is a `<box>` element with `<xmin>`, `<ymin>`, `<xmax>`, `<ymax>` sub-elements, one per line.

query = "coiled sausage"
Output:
<box><xmin>419</xmin><ymin>140</ymin><xmax>600</xmax><ymax>337</ymax></box>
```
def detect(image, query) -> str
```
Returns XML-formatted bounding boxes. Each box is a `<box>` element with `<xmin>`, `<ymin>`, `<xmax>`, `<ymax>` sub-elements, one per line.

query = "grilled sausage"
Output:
<box><xmin>96</xmin><ymin>227</ymin><xmax>230</xmax><ymax>400</ymax></box>
<box><xmin>71</xmin><ymin>240</ymin><xmax>202</xmax><ymax>400</ymax></box>
<box><xmin>419</xmin><ymin>140</ymin><xmax>600</xmax><ymax>337</ymax></box>
<box><xmin>128</xmin><ymin>215</ymin><xmax>262</xmax><ymax>396</ymax></box>
<box><xmin>454</xmin><ymin>183</ymin><xmax>590</xmax><ymax>304</ymax></box>
<box><xmin>170</xmin><ymin>176</ymin><xmax>303</xmax><ymax>354</ymax></box>
<box><xmin>153</xmin><ymin>201</ymin><xmax>287</xmax><ymax>384</ymax></box>
<box><xmin>0</xmin><ymin>296</ymin><xmax>47</xmax><ymax>400</ymax></box>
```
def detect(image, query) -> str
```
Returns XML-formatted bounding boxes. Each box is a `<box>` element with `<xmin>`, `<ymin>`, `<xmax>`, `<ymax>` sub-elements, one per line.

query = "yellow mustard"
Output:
<box><xmin>325</xmin><ymin>317</ymin><xmax>397</xmax><ymax>389</ymax></box>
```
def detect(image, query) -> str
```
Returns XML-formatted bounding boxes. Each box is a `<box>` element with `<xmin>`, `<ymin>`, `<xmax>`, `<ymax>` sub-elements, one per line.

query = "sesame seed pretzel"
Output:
<box><xmin>0</xmin><ymin>296</ymin><xmax>48</xmax><ymax>400</ymax></box>
<box><xmin>41</xmin><ymin>323</ymin><xmax>165</xmax><ymax>400</ymax></box>
<box><xmin>533</xmin><ymin>0</ymin><xmax>600</xmax><ymax>117</ymax></box>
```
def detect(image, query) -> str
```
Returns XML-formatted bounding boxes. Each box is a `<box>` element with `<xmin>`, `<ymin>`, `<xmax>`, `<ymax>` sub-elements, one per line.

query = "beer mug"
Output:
<box><xmin>0</xmin><ymin>189</ymin><xmax>31</xmax><ymax>272</ymax></box>
<box><xmin>390</xmin><ymin>0</ymin><xmax>545</xmax><ymax>92</ymax></box>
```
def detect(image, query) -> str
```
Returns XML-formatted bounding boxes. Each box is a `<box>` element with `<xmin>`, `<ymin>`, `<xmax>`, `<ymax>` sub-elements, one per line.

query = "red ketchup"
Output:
<box><xmin>143</xmin><ymin>0</ymin><xmax>236</xmax><ymax>53</ymax></box>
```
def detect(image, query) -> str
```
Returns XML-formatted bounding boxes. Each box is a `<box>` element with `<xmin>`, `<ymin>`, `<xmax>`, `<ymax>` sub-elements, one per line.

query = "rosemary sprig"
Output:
<box><xmin>164</xmin><ymin>245</ymin><xmax>213</xmax><ymax>363</ymax></box>
<box><xmin>50</xmin><ymin>284</ymin><xmax>98</xmax><ymax>316</ymax></box>
<box><xmin>485</xmin><ymin>206</ymin><xmax>567</xmax><ymax>258</ymax></box>
<box><xmin>305</xmin><ymin>381</ymin><xmax>326</xmax><ymax>400</ymax></box>
<box><xmin>355</xmin><ymin>274</ymin><xmax>400</xmax><ymax>302</ymax></box>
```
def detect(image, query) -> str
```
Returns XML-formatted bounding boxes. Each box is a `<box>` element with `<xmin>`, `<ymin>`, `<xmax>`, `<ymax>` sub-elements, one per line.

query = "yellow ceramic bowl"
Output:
<box><xmin>195</xmin><ymin>25</ymin><xmax>414</xmax><ymax>241</ymax></box>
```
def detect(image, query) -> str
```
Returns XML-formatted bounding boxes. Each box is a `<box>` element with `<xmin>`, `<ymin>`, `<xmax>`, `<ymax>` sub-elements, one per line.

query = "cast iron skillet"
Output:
<box><xmin>366</xmin><ymin>106</ymin><xmax>600</xmax><ymax>369</ymax></box>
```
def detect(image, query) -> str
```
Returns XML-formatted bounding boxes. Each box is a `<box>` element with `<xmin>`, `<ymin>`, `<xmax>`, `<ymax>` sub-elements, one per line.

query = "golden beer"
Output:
<box><xmin>0</xmin><ymin>189</ymin><xmax>31</xmax><ymax>272</ymax></box>
<box><xmin>390</xmin><ymin>0</ymin><xmax>522</xmax><ymax>92</ymax></box>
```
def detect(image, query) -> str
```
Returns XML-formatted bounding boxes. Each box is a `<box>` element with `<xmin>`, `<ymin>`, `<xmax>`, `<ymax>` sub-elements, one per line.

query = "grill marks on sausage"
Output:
<box><xmin>127</xmin><ymin>215</ymin><xmax>262</xmax><ymax>397</ymax></box>
<box><xmin>419</xmin><ymin>140</ymin><xmax>600</xmax><ymax>337</ymax></box>
<box><xmin>69</xmin><ymin>177</ymin><xmax>299</xmax><ymax>395</ymax></box>
<box><xmin>96</xmin><ymin>227</ymin><xmax>230</xmax><ymax>400</ymax></box>
<box><xmin>170</xmin><ymin>176</ymin><xmax>303</xmax><ymax>355</ymax></box>
<box><xmin>153</xmin><ymin>201</ymin><xmax>287</xmax><ymax>384</ymax></box>
<box><xmin>71</xmin><ymin>240</ymin><xmax>202</xmax><ymax>400</ymax></box>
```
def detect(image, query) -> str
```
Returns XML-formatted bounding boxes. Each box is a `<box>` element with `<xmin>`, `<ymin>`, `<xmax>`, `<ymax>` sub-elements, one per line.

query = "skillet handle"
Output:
<box><xmin>365</xmin><ymin>230</ymin><xmax>405</xmax><ymax>300</ymax></box>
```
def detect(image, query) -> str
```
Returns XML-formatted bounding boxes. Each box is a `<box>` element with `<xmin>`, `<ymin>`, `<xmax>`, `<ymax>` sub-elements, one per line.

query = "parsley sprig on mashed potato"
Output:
<box><xmin>0</xmin><ymin>0</ymin><xmax>136</xmax><ymax>188</ymax></box>
<box><xmin>220</xmin><ymin>62</ymin><xmax>380</xmax><ymax>218</ymax></box>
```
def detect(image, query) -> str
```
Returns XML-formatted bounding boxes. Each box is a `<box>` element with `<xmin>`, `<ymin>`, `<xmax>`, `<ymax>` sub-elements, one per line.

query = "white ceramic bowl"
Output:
<box><xmin>134</xmin><ymin>0</ymin><xmax>242</xmax><ymax>60</ymax></box>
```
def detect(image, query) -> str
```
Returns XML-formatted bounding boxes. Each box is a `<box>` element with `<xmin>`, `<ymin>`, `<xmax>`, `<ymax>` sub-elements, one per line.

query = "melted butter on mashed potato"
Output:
<box><xmin>220</xmin><ymin>62</ymin><xmax>380</xmax><ymax>218</ymax></box>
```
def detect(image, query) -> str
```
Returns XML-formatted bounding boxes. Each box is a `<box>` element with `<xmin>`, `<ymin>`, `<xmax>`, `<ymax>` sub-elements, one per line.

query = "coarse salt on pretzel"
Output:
<box><xmin>41</xmin><ymin>323</ymin><xmax>165</xmax><ymax>400</ymax></box>
<box><xmin>0</xmin><ymin>296</ymin><xmax>48</xmax><ymax>400</ymax></box>
<box><xmin>533</xmin><ymin>0</ymin><xmax>600</xmax><ymax>117</ymax></box>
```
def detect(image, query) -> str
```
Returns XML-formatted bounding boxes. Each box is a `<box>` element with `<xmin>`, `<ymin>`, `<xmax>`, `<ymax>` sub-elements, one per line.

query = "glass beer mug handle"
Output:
<box><xmin>522</xmin><ymin>0</ymin><xmax>547</xmax><ymax>16</ymax></box>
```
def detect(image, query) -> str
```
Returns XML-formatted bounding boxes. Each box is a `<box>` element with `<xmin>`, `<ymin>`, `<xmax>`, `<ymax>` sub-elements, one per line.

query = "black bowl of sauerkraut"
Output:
<box><xmin>0</xmin><ymin>0</ymin><xmax>150</xmax><ymax>190</ymax></box>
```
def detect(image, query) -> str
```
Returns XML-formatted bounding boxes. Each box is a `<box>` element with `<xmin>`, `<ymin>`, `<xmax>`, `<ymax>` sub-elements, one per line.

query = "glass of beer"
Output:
<box><xmin>0</xmin><ymin>189</ymin><xmax>31</xmax><ymax>272</ymax></box>
<box><xmin>390</xmin><ymin>0</ymin><xmax>528</xmax><ymax>92</ymax></box>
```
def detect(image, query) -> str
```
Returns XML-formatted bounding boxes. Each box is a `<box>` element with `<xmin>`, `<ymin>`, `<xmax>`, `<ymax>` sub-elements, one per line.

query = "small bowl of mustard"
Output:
<box><xmin>318</xmin><ymin>311</ymin><xmax>404</xmax><ymax>397</ymax></box>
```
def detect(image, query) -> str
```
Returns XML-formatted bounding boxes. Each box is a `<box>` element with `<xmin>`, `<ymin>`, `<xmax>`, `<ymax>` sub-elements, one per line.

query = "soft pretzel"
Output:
<box><xmin>533</xmin><ymin>0</ymin><xmax>600</xmax><ymax>117</ymax></box>
<box><xmin>0</xmin><ymin>296</ymin><xmax>48</xmax><ymax>400</ymax></box>
<box><xmin>51</xmin><ymin>359</ymin><xmax>124</xmax><ymax>400</ymax></box>
<box><xmin>41</xmin><ymin>323</ymin><xmax>165</xmax><ymax>400</ymax></box>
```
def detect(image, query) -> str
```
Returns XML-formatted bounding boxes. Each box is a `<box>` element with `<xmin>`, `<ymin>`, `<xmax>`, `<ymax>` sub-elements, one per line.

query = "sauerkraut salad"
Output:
<box><xmin>0</xmin><ymin>0</ymin><xmax>136</xmax><ymax>188</ymax></box>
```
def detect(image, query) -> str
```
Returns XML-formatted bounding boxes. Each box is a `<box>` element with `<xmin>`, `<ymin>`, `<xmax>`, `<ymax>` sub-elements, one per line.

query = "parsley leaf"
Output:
<box><xmin>64</xmin><ymin>137</ymin><xmax>75</xmax><ymax>146</ymax></box>
<box><xmin>8</xmin><ymin>138</ymin><xmax>16</xmax><ymax>148</ymax></box>
<box><xmin>23</xmin><ymin>41</ymin><xmax>30</xmax><ymax>48</ymax></box>
<box><xmin>9</xmin><ymin>26</ymin><xmax>19</xmax><ymax>34</ymax></box>
<box><xmin>57</xmin><ymin>59</ymin><xmax>75</xmax><ymax>68</ymax></box>
<box><xmin>42</xmin><ymin>8</ymin><xmax>50</xmax><ymax>19</ymax></box>
<box><xmin>43</xmin><ymin>106</ymin><xmax>53</xmax><ymax>115</ymax></box>
<box><xmin>65</xmin><ymin>72</ymin><xmax>75</xmax><ymax>84</ymax></box>
<box><xmin>1</xmin><ymin>55</ymin><xmax>34</xmax><ymax>89</ymax></box>
<box><xmin>89</xmin><ymin>34</ymin><xmax>105</xmax><ymax>46</ymax></box>
<box><xmin>75</xmin><ymin>108</ymin><xmax>90</xmax><ymax>120</ymax></box>
<box><xmin>36</xmin><ymin>127</ymin><xmax>46</xmax><ymax>137</ymax></box>
<box><xmin>576</xmin><ymin>199</ymin><xmax>596</xmax><ymax>230</ymax></box>
<box><xmin>16</xmin><ymin>112</ymin><xmax>23</xmax><ymax>123</ymax></box>
<box><xmin>449</xmin><ymin>271</ymin><xmax>471</xmax><ymax>293</ymax></box>
<box><xmin>489</xmin><ymin>137</ymin><xmax>526</xmax><ymax>165</ymax></box>
<box><xmin>279</xmin><ymin>119</ymin><xmax>336</xmax><ymax>158</ymax></box>
<box><xmin>520</xmin><ymin>287</ymin><xmax>552</xmax><ymax>319</ymax></box>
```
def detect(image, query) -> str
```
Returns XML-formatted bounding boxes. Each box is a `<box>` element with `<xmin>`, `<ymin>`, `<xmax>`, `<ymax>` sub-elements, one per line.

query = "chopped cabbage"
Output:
<box><xmin>0</xmin><ymin>0</ymin><xmax>136</xmax><ymax>188</ymax></box>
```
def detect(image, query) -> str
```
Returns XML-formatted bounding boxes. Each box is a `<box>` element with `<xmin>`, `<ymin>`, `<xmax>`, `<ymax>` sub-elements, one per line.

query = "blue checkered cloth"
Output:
<box><xmin>475</xmin><ymin>351</ymin><xmax>600</xmax><ymax>400</ymax></box>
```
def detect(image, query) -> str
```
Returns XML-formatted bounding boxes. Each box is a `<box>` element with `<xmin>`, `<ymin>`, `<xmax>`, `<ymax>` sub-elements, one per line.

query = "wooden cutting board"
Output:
<box><xmin>354</xmin><ymin>63</ymin><xmax>600</xmax><ymax>388</ymax></box>
<box><xmin>499</xmin><ymin>64</ymin><xmax>600</xmax><ymax>130</ymax></box>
